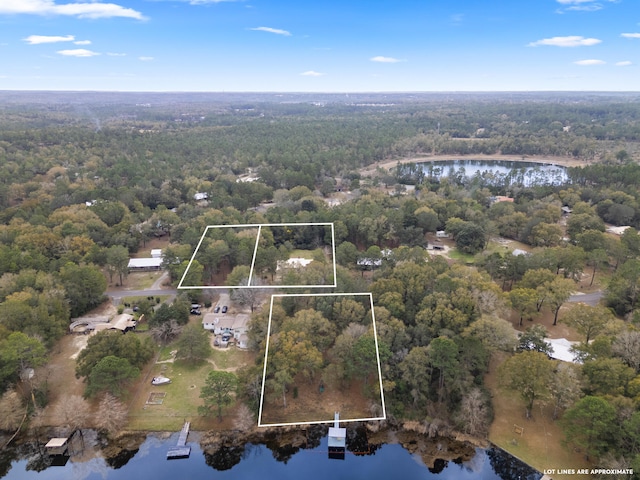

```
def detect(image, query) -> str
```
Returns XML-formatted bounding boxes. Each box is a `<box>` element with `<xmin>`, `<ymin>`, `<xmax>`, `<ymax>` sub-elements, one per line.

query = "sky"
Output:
<box><xmin>0</xmin><ymin>0</ymin><xmax>638</xmax><ymax>92</ymax></box>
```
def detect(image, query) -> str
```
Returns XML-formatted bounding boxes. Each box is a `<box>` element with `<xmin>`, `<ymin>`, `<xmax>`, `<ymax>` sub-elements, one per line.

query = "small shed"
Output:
<box><xmin>328</xmin><ymin>412</ymin><xmax>346</xmax><ymax>460</ymax></box>
<box><xmin>45</xmin><ymin>437</ymin><xmax>69</xmax><ymax>456</ymax></box>
<box><xmin>238</xmin><ymin>333</ymin><xmax>249</xmax><ymax>349</ymax></box>
<box><xmin>151</xmin><ymin>249</ymin><xmax>163</xmax><ymax>258</ymax></box>
<box><xmin>429</xmin><ymin>240</ymin><xmax>445</xmax><ymax>250</ymax></box>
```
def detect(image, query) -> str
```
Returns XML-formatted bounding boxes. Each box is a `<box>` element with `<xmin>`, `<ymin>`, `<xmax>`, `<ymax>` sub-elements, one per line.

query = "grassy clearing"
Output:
<box><xmin>124</xmin><ymin>271</ymin><xmax>163</xmax><ymax>290</ymax></box>
<box><xmin>448</xmin><ymin>249</ymin><xmax>476</xmax><ymax>263</ymax></box>
<box><xmin>127</xmin><ymin>326</ymin><xmax>254</xmax><ymax>431</ymax></box>
<box><xmin>289</xmin><ymin>248</ymin><xmax>317</xmax><ymax>259</ymax></box>
<box><xmin>121</xmin><ymin>295</ymin><xmax>168</xmax><ymax>307</ymax></box>
<box><xmin>486</xmin><ymin>352</ymin><xmax>592</xmax><ymax>480</ymax></box>
<box><xmin>127</xmin><ymin>359</ymin><xmax>215</xmax><ymax>431</ymax></box>
<box><xmin>210</xmin><ymin>347</ymin><xmax>254</xmax><ymax>370</ymax></box>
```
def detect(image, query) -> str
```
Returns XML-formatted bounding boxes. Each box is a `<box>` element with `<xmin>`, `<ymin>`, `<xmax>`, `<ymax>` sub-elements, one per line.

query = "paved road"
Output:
<box><xmin>568</xmin><ymin>290</ymin><xmax>604</xmax><ymax>306</ymax></box>
<box><xmin>107</xmin><ymin>288</ymin><xmax>178</xmax><ymax>301</ymax></box>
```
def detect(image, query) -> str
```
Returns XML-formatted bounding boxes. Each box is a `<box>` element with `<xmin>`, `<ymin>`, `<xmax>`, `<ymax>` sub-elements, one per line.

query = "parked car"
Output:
<box><xmin>190</xmin><ymin>308</ymin><xmax>201</xmax><ymax>315</ymax></box>
<box><xmin>221</xmin><ymin>305</ymin><xmax>228</xmax><ymax>313</ymax></box>
<box><xmin>214</xmin><ymin>306</ymin><xmax>220</xmax><ymax>313</ymax></box>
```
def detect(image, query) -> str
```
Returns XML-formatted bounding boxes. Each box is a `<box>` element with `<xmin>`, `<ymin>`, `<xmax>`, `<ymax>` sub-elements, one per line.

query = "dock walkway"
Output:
<box><xmin>167</xmin><ymin>422</ymin><xmax>191</xmax><ymax>459</ymax></box>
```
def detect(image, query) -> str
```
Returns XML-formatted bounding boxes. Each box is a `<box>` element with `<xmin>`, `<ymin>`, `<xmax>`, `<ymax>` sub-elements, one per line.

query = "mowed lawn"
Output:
<box><xmin>127</xmin><ymin>359</ymin><xmax>214</xmax><ymax>431</ymax></box>
<box><xmin>486</xmin><ymin>352</ymin><xmax>592</xmax><ymax>480</ymax></box>
<box><xmin>127</xmin><ymin>335</ymin><xmax>255</xmax><ymax>431</ymax></box>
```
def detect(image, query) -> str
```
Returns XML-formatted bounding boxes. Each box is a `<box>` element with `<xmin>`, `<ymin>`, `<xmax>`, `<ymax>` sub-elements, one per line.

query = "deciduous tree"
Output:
<box><xmin>175</xmin><ymin>325</ymin><xmax>211</xmax><ymax>365</ymax></box>
<box><xmin>54</xmin><ymin>394</ymin><xmax>91</xmax><ymax>433</ymax></box>
<box><xmin>96</xmin><ymin>393</ymin><xmax>128</xmax><ymax>436</ymax></box>
<box><xmin>499</xmin><ymin>350</ymin><xmax>554</xmax><ymax>418</ymax></box>
<box><xmin>561</xmin><ymin>304</ymin><xmax>615</xmax><ymax>344</ymax></box>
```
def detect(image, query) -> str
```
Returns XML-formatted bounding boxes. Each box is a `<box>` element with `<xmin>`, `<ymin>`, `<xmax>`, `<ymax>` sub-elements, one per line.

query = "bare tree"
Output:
<box><xmin>96</xmin><ymin>393</ymin><xmax>128</xmax><ymax>436</ymax></box>
<box><xmin>230</xmin><ymin>281</ymin><xmax>264</xmax><ymax>313</ymax></box>
<box><xmin>150</xmin><ymin>319</ymin><xmax>183</xmax><ymax>345</ymax></box>
<box><xmin>549</xmin><ymin>363</ymin><xmax>582</xmax><ymax>420</ymax></box>
<box><xmin>456</xmin><ymin>388</ymin><xmax>490</xmax><ymax>436</ymax></box>
<box><xmin>0</xmin><ymin>389</ymin><xmax>25</xmax><ymax>433</ymax></box>
<box><xmin>612</xmin><ymin>330</ymin><xmax>640</xmax><ymax>372</ymax></box>
<box><xmin>54</xmin><ymin>394</ymin><xmax>91</xmax><ymax>435</ymax></box>
<box><xmin>233</xmin><ymin>404</ymin><xmax>255</xmax><ymax>432</ymax></box>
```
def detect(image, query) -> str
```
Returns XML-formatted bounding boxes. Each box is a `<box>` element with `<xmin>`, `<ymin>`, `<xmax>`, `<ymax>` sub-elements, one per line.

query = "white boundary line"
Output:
<box><xmin>258</xmin><ymin>292</ymin><xmax>386</xmax><ymax>428</ymax></box>
<box><xmin>247</xmin><ymin>225</ymin><xmax>262</xmax><ymax>286</ymax></box>
<box><xmin>177</xmin><ymin>223</ymin><xmax>337</xmax><ymax>289</ymax></box>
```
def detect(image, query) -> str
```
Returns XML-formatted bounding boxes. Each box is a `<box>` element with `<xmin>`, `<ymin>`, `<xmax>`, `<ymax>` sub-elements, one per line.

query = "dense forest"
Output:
<box><xmin>2</xmin><ymin>92</ymin><xmax>640</xmax><ymax>476</ymax></box>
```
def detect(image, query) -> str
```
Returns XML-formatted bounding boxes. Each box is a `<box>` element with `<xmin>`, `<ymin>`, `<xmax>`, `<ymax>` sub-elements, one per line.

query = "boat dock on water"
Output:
<box><xmin>167</xmin><ymin>422</ymin><xmax>191</xmax><ymax>459</ymax></box>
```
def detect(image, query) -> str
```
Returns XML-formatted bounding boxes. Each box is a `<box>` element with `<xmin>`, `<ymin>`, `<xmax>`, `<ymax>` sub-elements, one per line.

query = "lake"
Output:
<box><xmin>1</xmin><ymin>429</ymin><xmax>542</xmax><ymax>480</ymax></box>
<box><xmin>414</xmin><ymin>159</ymin><xmax>568</xmax><ymax>187</ymax></box>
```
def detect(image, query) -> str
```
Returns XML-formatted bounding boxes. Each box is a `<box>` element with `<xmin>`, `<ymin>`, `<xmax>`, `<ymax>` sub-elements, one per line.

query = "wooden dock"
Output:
<box><xmin>167</xmin><ymin>422</ymin><xmax>191</xmax><ymax>459</ymax></box>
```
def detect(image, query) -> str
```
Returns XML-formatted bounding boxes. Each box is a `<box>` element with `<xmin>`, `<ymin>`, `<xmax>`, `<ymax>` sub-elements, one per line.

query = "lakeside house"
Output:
<box><xmin>202</xmin><ymin>313</ymin><xmax>250</xmax><ymax>347</ymax></box>
<box><xmin>606</xmin><ymin>225</ymin><xmax>631</xmax><ymax>236</ymax></box>
<box><xmin>276</xmin><ymin>257</ymin><xmax>314</xmax><ymax>270</ymax></box>
<box><xmin>128</xmin><ymin>249</ymin><xmax>163</xmax><ymax>271</ymax></box>
<box><xmin>128</xmin><ymin>257</ymin><xmax>163</xmax><ymax>271</ymax></box>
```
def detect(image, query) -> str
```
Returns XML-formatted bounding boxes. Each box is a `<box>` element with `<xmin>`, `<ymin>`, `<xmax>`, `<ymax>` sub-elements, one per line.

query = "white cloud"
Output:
<box><xmin>450</xmin><ymin>13</ymin><xmax>464</xmax><ymax>25</ymax></box>
<box><xmin>189</xmin><ymin>0</ymin><xmax>242</xmax><ymax>3</ymax></box>
<box><xmin>573</xmin><ymin>59</ymin><xmax>605</xmax><ymax>65</ymax></box>
<box><xmin>528</xmin><ymin>36</ymin><xmax>601</xmax><ymax>47</ymax></box>
<box><xmin>555</xmin><ymin>0</ymin><xmax>618</xmax><ymax>13</ymax></box>
<box><xmin>616</xmin><ymin>61</ymin><xmax>632</xmax><ymax>66</ymax></box>
<box><xmin>57</xmin><ymin>48</ymin><xmax>100</xmax><ymax>57</ymax></box>
<box><xmin>300</xmin><ymin>71</ymin><xmax>325</xmax><ymax>77</ymax></box>
<box><xmin>370</xmin><ymin>56</ymin><xmax>403</xmax><ymax>63</ymax></box>
<box><xmin>107</xmin><ymin>52</ymin><xmax>127</xmax><ymax>56</ymax></box>
<box><xmin>23</xmin><ymin>34</ymin><xmax>75</xmax><ymax>44</ymax></box>
<box><xmin>621</xmin><ymin>33</ymin><xmax>640</xmax><ymax>39</ymax></box>
<box><xmin>138</xmin><ymin>56</ymin><xmax>154</xmax><ymax>61</ymax></box>
<box><xmin>74</xmin><ymin>40</ymin><xmax>91</xmax><ymax>45</ymax></box>
<box><xmin>565</xmin><ymin>5</ymin><xmax>603</xmax><ymax>11</ymax></box>
<box><xmin>250</xmin><ymin>27</ymin><xmax>291</xmax><ymax>36</ymax></box>
<box><xmin>0</xmin><ymin>0</ymin><xmax>145</xmax><ymax>20</ymax></box>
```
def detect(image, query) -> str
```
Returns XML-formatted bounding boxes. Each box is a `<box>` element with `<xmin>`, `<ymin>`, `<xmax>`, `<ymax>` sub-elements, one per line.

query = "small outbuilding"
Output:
<box><xmin>328</xmin><ymin>412</ymin><xmax>346</xmax><ymax>460</ymax></box>
<box><xmin>128</xmin><ymin>258</ymin><xmax>163</xmax><ymax>271</ymax></box>
<box><xmin>45</xmin><ymin>437</ymin><xmax>69</xmax><ymax>456</ymax></box>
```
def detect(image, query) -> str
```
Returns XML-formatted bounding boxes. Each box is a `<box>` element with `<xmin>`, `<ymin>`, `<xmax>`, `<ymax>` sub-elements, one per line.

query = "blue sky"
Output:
<box><xmin>0</xmin><ymin>0</ymin><xmax>638</xmax><ymax>92</ymax></box>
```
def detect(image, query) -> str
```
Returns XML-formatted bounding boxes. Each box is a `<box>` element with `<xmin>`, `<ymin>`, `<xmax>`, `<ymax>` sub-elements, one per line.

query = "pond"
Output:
<box><xmin>413</xmin><ymin>159</ymin><xmax>568</xmax><ymax>187</ymax></box>
<box><xmin>1</xmin><ymin>428</ymin><xmax>542</xmax><ymax>480</ymax></box>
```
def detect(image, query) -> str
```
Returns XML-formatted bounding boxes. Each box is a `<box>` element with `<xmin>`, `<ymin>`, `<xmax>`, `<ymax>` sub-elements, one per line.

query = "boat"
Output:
<box><xmin>151</xmin><ymin>376</ymin><xmax>171</xmax><ymax>385</ymax></box>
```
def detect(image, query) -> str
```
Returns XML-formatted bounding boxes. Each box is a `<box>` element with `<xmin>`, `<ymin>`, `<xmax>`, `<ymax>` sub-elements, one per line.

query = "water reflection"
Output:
<box><xmin>1</xmin><ymin>428</ymin><xmax>542</xmax><ymax>480</ymax></box>
<box><xmin>415</xmin><ymin>159</ymin><xmax>567</xmax><ymax>187</ymax></box>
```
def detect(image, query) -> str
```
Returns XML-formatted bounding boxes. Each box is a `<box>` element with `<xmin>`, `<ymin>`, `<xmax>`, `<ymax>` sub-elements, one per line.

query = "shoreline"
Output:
<box><xmin>361</xmin><ymin>154</ymin><xmax>590</xmax><ymax>176</ymax></box>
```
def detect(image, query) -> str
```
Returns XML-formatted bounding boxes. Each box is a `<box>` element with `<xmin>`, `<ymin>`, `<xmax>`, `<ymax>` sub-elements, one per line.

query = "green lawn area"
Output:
<box><xmin>127</xmin><ymin>359</ymin><xmax>214</xmax><ymax>431</ymax></box>
<box><xmin>289</xmin><ymin>249</ymin><xmax>317</xmax><ymax>259</ymax></box>
<box><xmin>127</xmin><ymin>327</ymin><xmax>255</xmax><ymax>431</ymax></box>
<box><xmin>210</xmin><ymin>347</ymin><xmax>253</xmax><ymax>370</ymax></box>
<box><xmin>121</xmin><ymin>295</ymin><xmax>169</xmax><ymax>307</ymax></box>
<box><xmin>448</xmin><ymin>249</ymin><xmax>476</xmax><ymax>264</ymax></box>
<box><xmin>124</xmin><ymin>271</ymin><xmax>163</xmax><ymax>290</ymax></box>
<box><xmin>486</xmin><ymin>352</ymin><xmax>592</xmax><ymax>480</ymax></box>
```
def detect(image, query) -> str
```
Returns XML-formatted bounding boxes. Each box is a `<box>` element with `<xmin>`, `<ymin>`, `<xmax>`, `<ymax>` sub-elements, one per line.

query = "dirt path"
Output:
<box><xmin>150</xmin><ymin>271</ymin><xmax>169</xmax><ymax>290</ymax></box>
<box><xmin>360</xmin><ymin>154</ymin><xmax>591</xmax><ymax>177</ymax></box>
